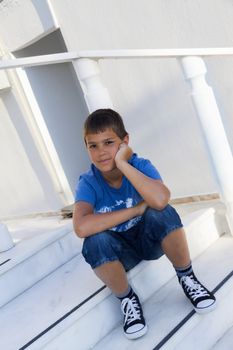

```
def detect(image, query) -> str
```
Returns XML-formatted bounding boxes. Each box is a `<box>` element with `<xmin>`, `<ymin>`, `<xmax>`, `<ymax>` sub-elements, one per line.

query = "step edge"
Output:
<box><xmin>23</xmin><ymin>210</ymin><xmax>222</xmax><ymax>350</ymax></box>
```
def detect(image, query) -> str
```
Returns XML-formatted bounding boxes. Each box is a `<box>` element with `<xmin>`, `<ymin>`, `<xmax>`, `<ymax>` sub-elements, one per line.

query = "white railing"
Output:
<box><xmin>1</xmin><ymin>48</ymin><xmax>233</xmax><ymax>236</ymax></box>
<box><xmin>1</xmin><ymin>48</ymin><xmax>233</xmax><ymax>70</ymax></box>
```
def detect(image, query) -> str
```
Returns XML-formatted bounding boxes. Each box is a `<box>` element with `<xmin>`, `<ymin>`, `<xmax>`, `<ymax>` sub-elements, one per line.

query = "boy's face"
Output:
<box><xmin>85</xmin><ymin>128</ymin><xmax>129</xmax><ymax>173</ymax></box>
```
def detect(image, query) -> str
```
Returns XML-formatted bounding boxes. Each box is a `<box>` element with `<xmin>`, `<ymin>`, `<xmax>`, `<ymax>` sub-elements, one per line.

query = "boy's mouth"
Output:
<box><xmin>98</xmin><ymin>158</ymin><xmax>111</xmax><ymax>164</ymax></box>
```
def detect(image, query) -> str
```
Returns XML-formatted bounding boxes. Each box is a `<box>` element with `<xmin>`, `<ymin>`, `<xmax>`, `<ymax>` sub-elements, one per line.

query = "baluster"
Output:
<box><xmin>73</xmin><ymin>58</ymin><xmax>113</xmax><ymax>112</ymax></box>
<box><xmin>180</xmin><ymin>56</ymin><xmax>233</xmax><ymax>234</ymax></box>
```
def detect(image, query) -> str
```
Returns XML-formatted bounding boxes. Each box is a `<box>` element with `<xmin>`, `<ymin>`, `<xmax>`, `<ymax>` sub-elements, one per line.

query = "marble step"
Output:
<box><xmin>163</xmin><ymin>271</ymin><xmax>233</xmax><ymax>350</ymax></box>
<box><xmin>0</xmin><ymin>207</ymin><xmax>224</xmax><ymax>350</ymax></box>
<box><xmin>0</xmin><ymin>216</ymin><xmax>81</xmax><ymax>307</ymax></box>
<box><xmin>93</xmin><ymin>233</ymin><xmax>233</xmax><ymax>350</ymax></box>
<box><xmin>27</xmin><ymin>207</ymin><xmax>223</xmax><ymax>350</ymax></box>
<box><xmin>0</xmin><ymin>252</ymin><xmax>104</xmax><ymax>350</ymax></box>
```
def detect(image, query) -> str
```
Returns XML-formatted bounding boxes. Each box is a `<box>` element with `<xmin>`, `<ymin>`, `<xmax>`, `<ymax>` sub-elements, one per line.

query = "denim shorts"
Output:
<box><xmin>82</xmin><ymin>204</ymin><xmax>183</xmax><ymax>271</ymax></box>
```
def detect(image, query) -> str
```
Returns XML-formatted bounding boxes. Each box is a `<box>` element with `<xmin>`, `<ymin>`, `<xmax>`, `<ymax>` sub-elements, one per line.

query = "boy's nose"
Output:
<box><xmin>98</xmin><ymin>145</ymin><xmax>107</xmax><ymax>155</ymax></box>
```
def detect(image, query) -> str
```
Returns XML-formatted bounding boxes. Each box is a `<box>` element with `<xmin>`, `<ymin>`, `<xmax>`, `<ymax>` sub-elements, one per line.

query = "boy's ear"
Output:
<box><xmin>123</xmin><ymin>134</ymin><xmax>129</xmax><ymax>144</ymax></box>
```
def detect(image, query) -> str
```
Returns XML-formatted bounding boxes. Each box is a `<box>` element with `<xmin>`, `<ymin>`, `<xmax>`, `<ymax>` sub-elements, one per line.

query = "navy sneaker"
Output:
<box><xmin>179</xmin><ymin>273</ymin><xmax>216</xmax><ymax>314</ymax></box>
<box><xmin>121</xmin><ymin>292</ymin><xmax>148</xmax><ymax>339</ymax></box>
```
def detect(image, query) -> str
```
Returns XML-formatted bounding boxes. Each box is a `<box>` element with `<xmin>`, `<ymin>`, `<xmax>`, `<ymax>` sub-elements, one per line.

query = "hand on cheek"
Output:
<box><xmin>115</xmin><ymin>143</ymin><xmax>133</xmax><ymax>165</ymax></box>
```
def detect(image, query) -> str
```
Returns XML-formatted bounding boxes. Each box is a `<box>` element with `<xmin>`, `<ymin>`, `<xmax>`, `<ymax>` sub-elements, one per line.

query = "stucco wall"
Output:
<box><xmin>0</xmin><ymin>86</ymin><xmax>63</xmax><ymax>218</ymax></box>
<box><xmin>0</xmin><ymin>0</ymin><xmax>57</xmax><ymax>51</ymax></box>
<box><xmin>14</xmin><ymin>30</ymin><xmax>90</xmax><ymax>200</ymax></box>
<box><xmin>0</xmin><ymin>30</ymin><xmax>89</xmax><ymax>218</ymax></box>
<box><xmin>0</xmin><ymin>0</ymin><xmax>233</xmax><ymax>218</ymax></box>
<box><xmin>50</xmin><ymin>0</ymin><xmax>233</xmax><ymax>198</ymax></box>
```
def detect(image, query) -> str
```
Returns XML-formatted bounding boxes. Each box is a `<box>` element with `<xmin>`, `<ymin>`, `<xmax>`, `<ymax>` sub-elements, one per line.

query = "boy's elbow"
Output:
<box><xmin>151</xmin><ymin>200</ymin><xmax>167</xmax><ymax>211</ymax></box>
<box><xmin>151</xmin><ymin>189</ymin><xmax>171</xmax><ymax>210</ymax></box>
<box><xmin>154</xmin><ymin>201</ymin><xmax>168</xmax><ymax>211</ymax></box>
<box><xmin>73</xmin><ymin>223</ymin><xmax>87</xmax><ymax>238</ymax></box>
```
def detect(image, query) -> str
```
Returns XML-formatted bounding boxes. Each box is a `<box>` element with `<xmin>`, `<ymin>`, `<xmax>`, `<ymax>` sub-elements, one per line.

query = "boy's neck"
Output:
<box><xmin>100</xmin><ymin>168</ymin><xmax>123</xmax><ymax>189</ymax></box>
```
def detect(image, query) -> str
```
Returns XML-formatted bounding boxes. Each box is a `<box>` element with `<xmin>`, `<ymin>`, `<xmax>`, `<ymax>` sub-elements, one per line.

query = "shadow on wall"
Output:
<box><xmin>18</xmin><ymin>62</ymin><xmax>90</xmax><ymax>194</ymax></box>
<box><xmin>2</xmin><ymin>91</ymin><xmax>63</xmax><ymax>210</ymax></box>
<box><xmin>13</xmin><ymin>30</ymin><xmax>90</xmax><ymax>198</ymax></box>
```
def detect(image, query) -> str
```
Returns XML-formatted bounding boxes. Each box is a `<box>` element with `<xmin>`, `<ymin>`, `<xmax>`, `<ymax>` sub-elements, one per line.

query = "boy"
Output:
<box><xmin>73</xmin><ymin>108</ymin><xmax>216</xmax><ymax>340</ymax></box>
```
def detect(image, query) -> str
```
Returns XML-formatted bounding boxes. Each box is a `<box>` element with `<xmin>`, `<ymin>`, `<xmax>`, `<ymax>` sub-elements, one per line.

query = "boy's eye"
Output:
<box><xmin>89</xmin><ymin>144</ymin><xmax>96</xmax><ymax>149</ymax></box>
<box><xmin>105</xmin><ymin>140</ymin><xmax>114</xmax><ymax>145</ymax></box>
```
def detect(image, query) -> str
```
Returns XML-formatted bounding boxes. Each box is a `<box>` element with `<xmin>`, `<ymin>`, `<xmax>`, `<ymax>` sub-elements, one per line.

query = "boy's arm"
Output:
<box><xmin>73</xmin><ymin>200</ymin><xmax>147</xmax><ymax>238</ymax></box>
<box><xmin>115</xmin><ymin>144</ymin><xmax>170</xmax><ymax>210</ymax></box>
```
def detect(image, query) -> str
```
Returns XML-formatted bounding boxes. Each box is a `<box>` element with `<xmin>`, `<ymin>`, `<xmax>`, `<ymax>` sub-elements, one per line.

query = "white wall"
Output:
<box><xmin>0</xmin><ymin>30</ymin><xmax>89</xmax><ymax>218</ymax></box>
<box><xmin>0</xmin><ymin>0</ymin><xmax>57</xmax><ymax>51</ymax></box>
<box><xmin>14</xmin><ymin>30</ymin><xmax>90</xmax><ymax>199</ymax></box>
<box><xmin>0</xmin><ymin>0</ymin><xmax>233</xmax><ymax>218</ymax></box>
<box><xmin>0</xmin><ymin>86</ymin><xmax>63</xmax><ymax>218</ymax></box>
<box><xmin>50</xmin><ymin>0</ymin><xmax>233</xmax><ymax>198</ymax></box>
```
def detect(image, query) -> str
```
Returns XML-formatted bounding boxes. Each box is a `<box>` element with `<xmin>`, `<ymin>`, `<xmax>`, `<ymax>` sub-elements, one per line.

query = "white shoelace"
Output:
<box><xmin>121</xmin><ymin>296</ymin><xmax>141</xmax><ymax>325</ymax></box>
<box><xmin>180</xmin><ymin>275</ymin><xmax>210</xmax><ymax>301</ymax></box>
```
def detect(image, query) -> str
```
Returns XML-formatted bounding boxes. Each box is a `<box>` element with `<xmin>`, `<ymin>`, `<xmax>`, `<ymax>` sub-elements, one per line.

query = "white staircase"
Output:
<box><xmin>0</xmin><ymin>216</ymin><xmax>81</xmax><ymax>308</ymax></box>
<box><xmin>93</xmin><ymin>234</ymin><xmax>233</xmax><ymax>350</ymax></box>
<box><xmin>0</xmin><ymin>204</ymin><xmax>232</xmax><ymax>350</ymax></box>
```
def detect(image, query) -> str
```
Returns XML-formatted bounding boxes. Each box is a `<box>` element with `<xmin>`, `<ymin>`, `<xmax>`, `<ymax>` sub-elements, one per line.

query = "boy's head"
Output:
<box><xmin>84</xmin><ymin>109</ymin><xmax>128</xmax><ymax>142</ymax></box>
<box><xmin>84</xmin><ymin>109</ymin><xmax>129</xmax><ymax>173</ymax></box>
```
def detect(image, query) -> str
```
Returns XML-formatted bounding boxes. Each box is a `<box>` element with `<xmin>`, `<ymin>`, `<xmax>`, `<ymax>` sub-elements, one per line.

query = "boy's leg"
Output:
<box><xmin>82</xmin><ymin>231</ymin><xmax>147</xmax><ymax>339</ymax></box>
<box><xmin>161</xmin><ymin>227</ymin><xmax>216</xmax><ymax>313</ymax></box>
<box><xmin>141</xmin><ymin>206</ymin><xmax>216</xmax><ymax>313</ymax></box>
<box><xmin>82</xmin><ymin>232</ymin><xmax>129</xmax><ymax>295</ymax></box>
<box><xmin>160</xmin><ymin>227</ymin><xmax>190</xmax><ymax>268</ymax></box>
<box><xmin>94</xmin><ymin>260</ymin><xmax>128</xmax><ymax>295</ymax></box>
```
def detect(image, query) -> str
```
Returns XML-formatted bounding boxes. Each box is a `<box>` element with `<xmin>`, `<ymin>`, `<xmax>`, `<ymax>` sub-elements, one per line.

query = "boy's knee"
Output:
<box><xmin>145</xmin><ymin>205</ymin><xmax>180</xmax><ymax>223</ymax></box>
<box><xmin>83</xmin><ymin>231</ymin><xmax>112</xmax><ymax>254</ymax></box>
<box><xmin>82</xmin><ymin>231</ymin><xmax>120</xmax><ymax>269</ymax></box>
<box><xmin>143</xmin><ymin>205</ymin><xmax>183</xmax><ymax>240</ymax></box>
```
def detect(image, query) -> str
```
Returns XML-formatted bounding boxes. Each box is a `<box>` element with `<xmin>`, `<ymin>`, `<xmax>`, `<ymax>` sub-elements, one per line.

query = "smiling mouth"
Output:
<box><xmin>99</xmin><ymin>159</ymin><xmax>111</xmax><ymax>164</ymax></box>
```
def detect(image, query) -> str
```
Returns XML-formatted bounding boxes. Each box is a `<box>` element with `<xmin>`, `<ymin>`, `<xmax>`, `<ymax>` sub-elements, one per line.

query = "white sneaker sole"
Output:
<box><xmin>195</xmin><ymin>299</ymin><xmax>217</xmax><ymax>314</ymax></box>
<box><xmin>124</xmin><ymin>324</ymin><xmax>148</xmax><ymax>340</ymax></box>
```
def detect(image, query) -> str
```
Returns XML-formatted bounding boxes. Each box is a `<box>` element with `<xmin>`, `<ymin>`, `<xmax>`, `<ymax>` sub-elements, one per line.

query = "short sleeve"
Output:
<box><xmin>139</xmin><ymin>159</ymin><xmax>162</xmax><ymax>180</ymax></box>
<box><xmin>130</xmin><ymin>155</ymin><xmax>162</xmax><ymax>180</ymax></box>
<box><xmin>75</xmin><ymin>177</ymin><xmax>96</xmax><ymax>206</ymax></box>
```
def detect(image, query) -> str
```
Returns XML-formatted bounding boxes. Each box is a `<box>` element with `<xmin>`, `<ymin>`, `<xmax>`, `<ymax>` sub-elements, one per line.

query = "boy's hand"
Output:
<box><xmin>115</xmin><ymin>143</ymin><xmax>133</xmax><ymax>166</ymax></box>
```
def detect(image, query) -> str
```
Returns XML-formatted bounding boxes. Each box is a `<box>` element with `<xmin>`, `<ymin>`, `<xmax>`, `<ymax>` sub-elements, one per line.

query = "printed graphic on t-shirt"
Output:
<box><xmin>97</xmin><ymin>198</ymin><xmax>141</xmax><ymax>231</ymax></box>
<box><xmin>75</xmin><ymin>154</ymin><xmax>162</xmax><ymax>232</ymax></box>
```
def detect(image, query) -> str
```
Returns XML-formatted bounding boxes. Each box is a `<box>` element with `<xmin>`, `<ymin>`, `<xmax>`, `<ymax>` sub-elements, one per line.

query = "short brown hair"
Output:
<box><xmin>84</xmin><ymin>109</ymin><xmax>128</xmax><ymax>140</ymax></box>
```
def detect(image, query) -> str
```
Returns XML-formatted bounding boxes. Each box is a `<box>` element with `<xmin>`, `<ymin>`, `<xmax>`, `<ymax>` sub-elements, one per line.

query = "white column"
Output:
<box><xmin>180</xmin><ymin>56</ymin><xmax>233</xmax><ymax>234</ymax></box>
<box><xmin>0</xmin><ymin>223</ymin><xmax>14</xmax><ymax>252</ymax></box>
<box><xmin>72</xmin><ymin>58</ymin><xmax>113</xmax><ymax>112</ymax></box>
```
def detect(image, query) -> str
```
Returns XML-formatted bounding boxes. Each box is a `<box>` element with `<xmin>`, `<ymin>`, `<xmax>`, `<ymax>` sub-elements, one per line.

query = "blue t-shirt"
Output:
<box><xmin>75</xmin><ymin>154</ymin><xmax>162</xmax><ymax>232</ymax></box>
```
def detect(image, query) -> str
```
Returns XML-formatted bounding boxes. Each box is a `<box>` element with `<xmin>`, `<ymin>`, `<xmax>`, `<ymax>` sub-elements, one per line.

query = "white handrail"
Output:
<box><xmin>78</xmin><ymin>48</ymin><xmax>233</xmax><ymax>58</ymax></box>
<box><xmin>1</xmin><ymin>48</ymin><xmax>233</xmax><ymax>70</ymax></box>
<box><xmin>0</xmin><ymin>52</ymin><xmax>79</xmax><ymax>70</ymax></box>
